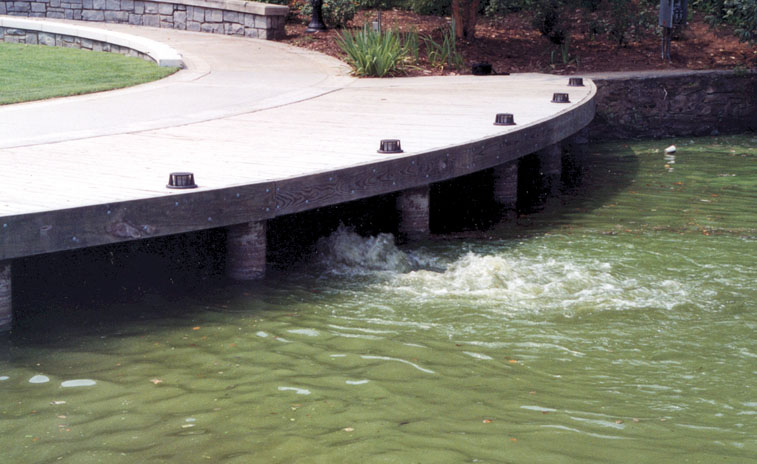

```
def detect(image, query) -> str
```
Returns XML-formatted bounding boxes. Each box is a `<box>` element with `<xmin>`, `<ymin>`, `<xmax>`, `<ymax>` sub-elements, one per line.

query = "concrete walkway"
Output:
<box><xmin>0</xmin><ymin>19</ymin><xmax>352</xmax><ymax>148</ymax></box>
<box><xmin>0</xmin><ymin>19</ymin><xmax>595</xmax><ymax>262</ymax></box>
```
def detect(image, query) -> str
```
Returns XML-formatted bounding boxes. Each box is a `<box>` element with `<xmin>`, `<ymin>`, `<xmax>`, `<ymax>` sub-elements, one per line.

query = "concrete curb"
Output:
<box><xmin>0</xmin><ymin>15</ymin><xmax>184</xmax><ymax>67</ymax></box>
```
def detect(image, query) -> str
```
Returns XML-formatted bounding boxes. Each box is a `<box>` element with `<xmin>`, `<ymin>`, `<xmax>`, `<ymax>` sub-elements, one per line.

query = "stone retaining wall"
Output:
<box><xmin>588</xmin><ymin>70</ymin><xmax>757</xmax><ymax>140</ymax></box>
<box><xmin>0</xmin><ymin>0</ymin><xmax>287</xmax><ymax>39</ymax></box>
<box><xmin>0</xmin><ymin>25</ymin><xmax>151</xmax><ymax>59</ymax></box>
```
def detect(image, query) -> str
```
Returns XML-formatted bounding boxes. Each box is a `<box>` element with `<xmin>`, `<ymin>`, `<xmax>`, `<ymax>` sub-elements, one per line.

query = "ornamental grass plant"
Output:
<box><xmin>336</xmin><ymin>25</ymin><xmax>409</xmax><ymax>76</ymax></box>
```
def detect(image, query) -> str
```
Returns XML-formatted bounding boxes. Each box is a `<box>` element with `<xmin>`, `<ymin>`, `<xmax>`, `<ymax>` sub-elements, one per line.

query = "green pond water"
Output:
<box><xmin>1</xmin><ymin>134</ymin><xmax>756</xmax><ymax>463</ymax></box>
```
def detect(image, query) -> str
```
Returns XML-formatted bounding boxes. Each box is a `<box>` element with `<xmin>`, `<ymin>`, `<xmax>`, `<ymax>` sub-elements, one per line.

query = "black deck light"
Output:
<box><xmin>167</xmin><ymin>172</ymin><xmax>197</xmax><ymax>189</ymax></box>
<box><xmin>568</xmin><ymin>77</ymin><xmax>584</xmax><ymax>87</ymax></box>
<box><xmin>552</xmin><ymin>93</ymin><xmax>570</xmax><ymax>103</ymax></box>
<box><xmin>378</xmin><ymin>139</ymin><xmax>403</xmax><ymax>154</ymax></box>
<box><xmin>494</xmin><ymin>113</ymin><xmax>516</xmax><ymax>126</ymax></box>
<box><xmin>305</xmin><ymin>0</ymin><xmax>327</xmax><ymax>33</ymax></box>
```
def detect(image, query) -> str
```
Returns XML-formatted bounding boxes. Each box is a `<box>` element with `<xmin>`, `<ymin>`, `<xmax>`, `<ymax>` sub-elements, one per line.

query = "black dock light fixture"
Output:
<box><xmin>552</xmin><ymin>92</ymin><xmax>570</xmax><ymax>103</ymax></box>
<box><xmin>305</xmin><ymin>0</ymin><xmax>327</xmax><ymax>32</ymax></box>
<box><xmin>568</xmin><ymin>77</ymin><xmax>584</xmax><ymax>87</ymax></box>
<box><xmin>167</xmin><ymin>172</ymin><xmax>197</xmax><ymax>189</ymax></box>
<box><xmin>378</xmin><ymin>139</ymin><xmax>403</xmax><ymax>154</ymax></box>
<box><xmin>494</xmin><ymin>113</ymin><xmax>516</xmax><ymax>126</ymax></box>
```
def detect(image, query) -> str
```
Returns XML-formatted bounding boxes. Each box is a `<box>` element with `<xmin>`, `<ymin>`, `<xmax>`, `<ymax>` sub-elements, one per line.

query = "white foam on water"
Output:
<box><xmin>29</xmin><ymin>375</ymin><xmax>49</xmax><ymax>384</ymax></box>
<box><xmin>278</xmin><ymin>386</ymin><xmax>311</xmax><ymax>395</ymax></box>
<box><xmin>361</xmin><ymin>355</ymin><xmax>435</xmax><ymax>374</ymax></box>
<box><xmin>316</xmin><ymin>225</ymin><xmax>426</xmax><ymax>275</ymax></box>
<box><xmin>0</xmin><ymin>376</ymin><xmax>9</xmax><ymax>381</ymax></box>
<box><xmin>463</xmin><ymin>351</ymin><xmax>493</xmax><ymax>360</ymax></box>
<box><xmin>346</xmin><ymin>379</ymin><xmax>370</xmax><ymax>385</ymax></box>
<box><xmin>256</xmin><ymin>331</ymin><xmax>269</xmax><ymax>338</ymax></box>
<box><xmin>287</xmin><ymin>328</ymin><xmax>319</xmax><ymax>337</ymax></box>
<box><xmin>61</xmin><ymin>379</ymin><xmax>96</xmax><ymax>388</ymax></box>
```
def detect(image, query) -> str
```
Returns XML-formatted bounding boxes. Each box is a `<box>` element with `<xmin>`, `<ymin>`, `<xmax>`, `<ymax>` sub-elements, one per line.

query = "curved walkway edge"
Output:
<box><xmin>0</xmin><ymin>16</ymin><xmax>184</xmax><ymax>66</ymax></box>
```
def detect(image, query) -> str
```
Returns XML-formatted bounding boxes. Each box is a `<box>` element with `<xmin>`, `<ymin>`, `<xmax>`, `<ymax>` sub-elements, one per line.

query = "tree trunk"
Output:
<box><xmin>452</xmin><ymin>0</ymin><xmax>480</xmax><ymax>40</ymax></box>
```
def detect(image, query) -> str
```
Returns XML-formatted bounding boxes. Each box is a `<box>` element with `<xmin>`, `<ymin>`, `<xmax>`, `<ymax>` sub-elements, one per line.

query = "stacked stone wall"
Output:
<box><xmin>588</xmin><ymin>70</ymin><xmax>757</xmax><ymax>140</ymax></box>
<box><xmin>0</xmin><ymin>26</ymin><xmax>152</xmax><ymax>59</ymax></box>
<box><xmin>0</xmin><ymin>0</ymin><xmax>287</xmax><ymax>39</ymax></box>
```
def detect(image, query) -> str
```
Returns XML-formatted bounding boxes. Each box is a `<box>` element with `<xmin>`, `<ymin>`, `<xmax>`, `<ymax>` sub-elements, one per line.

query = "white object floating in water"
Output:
<box><xmin>278</xmin><ymin>386</ymin><xmax>311</xmax><ymax>395</ymax></box>
<box><xmin>61</xmin><ymin>379</ymin><xmax>96</xmax><ymax>388</ymax></box>
<box><xmin>256</xmin><ymin>331</ymin><xmax>268</xmax><ymax>338</ymax></box>
<box><xmin>345</xmin><ymin>379</ymin><xmax>370</xmax><ymax>385</ymax></box>
<box><xmin>29</xmin><ymin>375</ymin><xmax>50</xmax><ymax>384</ymax></box>
<box><xmin>0</xmin><ymin>376</ymin><xmax>9</xmax><ymax>381</ymax></box>
<box><xmin>665</xmin><ymin>145</ymin><xmax>676</xmax><ymax>154</ymax></box>
<box><xmin>287</xmin><ymin>328</ymin><xmax>319</xmax><ymax>337</ymax></box>
<box><xmin>463</xmin><ymin>351</ymin><xmax>494</xmax><ymax>360</ymax></box>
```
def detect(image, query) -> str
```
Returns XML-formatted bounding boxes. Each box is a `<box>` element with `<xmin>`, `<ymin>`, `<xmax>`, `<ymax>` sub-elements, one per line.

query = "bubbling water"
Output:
<box><xmin>315</xmin><ymin>227</ymin><xmax>694</xmax><ymax>316</ymax></box>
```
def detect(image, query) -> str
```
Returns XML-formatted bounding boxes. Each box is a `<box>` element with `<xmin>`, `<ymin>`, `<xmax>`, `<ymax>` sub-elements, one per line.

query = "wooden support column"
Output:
<box><xmin>0</xmin><ymin>262</ymin><xmax>11</xmax><ymax>333</ymax></box>
<box><xmin>538</xmin><ymin>143</ymin><xmax>562</xmax><ymax>196</ymax></box>
<box><xmin>397</xmin><ymin>185</ymin><xmax>430</xmax><ymax>240</ymax></box>
<box><xmin>492</xmin><ymin>160</ymin><xmax>519</xmax><ymax>215</ymax></box>
<box><xmin>226</xmin><ymin>221</ymin><xmax>266</xmax><ymax>280</ymax></box>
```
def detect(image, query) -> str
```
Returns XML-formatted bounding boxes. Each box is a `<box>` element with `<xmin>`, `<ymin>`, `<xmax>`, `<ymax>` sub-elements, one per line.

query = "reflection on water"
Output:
<box><xmin>1</xmin><ymin>135</ymin><xmax>756</xmax><ymax>463</ymax></box>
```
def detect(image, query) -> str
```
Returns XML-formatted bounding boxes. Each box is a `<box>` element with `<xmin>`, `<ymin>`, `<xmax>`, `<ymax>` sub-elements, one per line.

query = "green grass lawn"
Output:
<box><xmin>0</xmin><ymin>43</ymin><xmax>179</xmax><ymax>105</ymax></box>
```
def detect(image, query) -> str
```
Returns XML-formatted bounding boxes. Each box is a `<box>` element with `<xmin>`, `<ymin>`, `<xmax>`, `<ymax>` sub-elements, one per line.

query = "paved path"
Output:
<box><xmin>0</xmin><ymin>19</ymin><xmax>595</xmax><ymax>261</ymax></box>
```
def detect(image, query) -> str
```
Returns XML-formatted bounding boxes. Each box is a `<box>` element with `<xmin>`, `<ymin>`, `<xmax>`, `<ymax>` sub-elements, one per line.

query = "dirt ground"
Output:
<box><xmin>281</xmin><ymin>9</ymin><xmax>757</xmax><ymax>76</ymax></box>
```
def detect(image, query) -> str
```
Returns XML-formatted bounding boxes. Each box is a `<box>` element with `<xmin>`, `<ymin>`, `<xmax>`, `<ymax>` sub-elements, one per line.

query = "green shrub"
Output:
<box><xmin>532</xmin><ymin>0</ymin><xmax>571</xmax><ymax>44</ymax></box>
<box><xmin>336</xmin><ymin>25</ymin><xmax>409</xmax><ymax>76</ymax></box>
<box><xmin>422</xmin><ymin>23</ymin><xmax>465</xmax><ymax>70</ymax></box>
<box><xmin>406</xmin><ymin>0</ymin><xmax>453</xmax><ymax>16</ymax></box>
<box><xmin>696</xmin><ymin>0</ymin><xmax>756</xmax><ymax>42</ymax></box>
<box><xmin>300</xmin><ymin>0</ymin><xmax>357</xmax><ymax>28</ymax></box>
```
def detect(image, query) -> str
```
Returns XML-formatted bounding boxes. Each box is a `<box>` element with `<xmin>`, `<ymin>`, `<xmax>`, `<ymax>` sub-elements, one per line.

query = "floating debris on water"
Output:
<box><xmin>29</xmin><ymin>375</ymin><xmax>50</xmax><ymax>384</ymax></box>
<box><xmin>665</xmin><ymin>145</ymin><xmax>676</xmax><ymax>154</ymax></box>
<box><xmin>463</xmin><ymin>351</ymin><xmax>493</xmax><ymax>360</ymax></box>
<box><xmin>61</xmin><ymin>379</ymin><xmax>96</xmax><ymax>388</ymax></box>
<box><xmin>278</xmin><ymin>386</ymin><xmax>311</xmax><ymax>395</ymax></box>
<box><xmin>256</xmin><ymin>331</ymin><xmax>269</xmax><ymax>338</ymax></box>
<box><xmin>0</xmin><ymin>376</ymin><xmax>9</xmax><ymax>381</ymax></box>
<box><xmin>345</xmin><ymin>379</ymin><xmax>370</xmax><ymax>385</ymax></box>
<box><xmin>287</xmin><ymin>328</ymin><xmax>319</xmax><ymax>337</ymax></box>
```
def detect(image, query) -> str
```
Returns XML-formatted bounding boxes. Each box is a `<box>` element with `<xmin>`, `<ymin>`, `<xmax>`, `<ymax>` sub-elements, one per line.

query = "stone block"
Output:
<box><xmin>5</xmin><ymin>35</ymin><xmax>21</xmax><ymax>44</ymax></box>
<box><xmin>143</xmin><ymin>1</ymin><xmax>157</xmax><ymax>14</ymax></box>
<box><xmin>257</xmin><ymin>28</ymin><xmax>268</xmax><ymax>40</ymax></box>
<box><xmin>186</xmin><ymin>20</ymin><xmax>201</xmax><ymax>31</ymax></box>
<box><xmin>25</xmin><ymin>32</ymin><xmax>38</xmax><ymax>44</ymax></box>
<box><xmin>173</xmin><ymin>11</ymin><xmax>186</xmax><ymax>29</ymax></box>
<box><xmin>31</xmin><ymin>2</ymin><xmax>46</xmax><ymax>12</ymax></box>
<box><xmin>225</xmin><ymin>22</ymin><xmax>244</xmax><ymax>35</ymax></box>
<box><xmin>191</xmin><ymin>6</ymin><xmax>204</xmax><ymax>22</ymax></box>
<box><xmin>11</xmin><ymin>2</ymin><xmax>32</xmax><ymax>12</ymax></box>
<box><xmin>243</xmin><ymin>13</ymin><xmax>255</xmax><ymax>27</ymax></box>
<box><xmin>81</xmin><ymin>0</ymin><xmax>91</xmax><ymax>7</ymax></box>
<box><xmin>254</xmin><ymin>14</ymin><xmax>266</xmax><ymax>29</ymax></box>
<box><xmin>80</xmin><ymin>37</ymin><xmax>93</xmax><ymax>49</ymax></box>
<box><xmin>39</xmin><ymin>31</ymin><xmax>55</xmax><ymax>46</ymax></box>
<box><xmin>158</xmin><ymin>3</ymin><xmax>172</xmax><ymax>14</ymax></box>
<box><xmin>128</xmin><ymin>13</ymin><xmax>141</xmax><ymax>24</ymax></box>
<box><xmin>121</xmin><ymin>0</ymin><xmax>132</xmax><ymax>10</ymax></box>
<box><xmin>142</xmin><ymin>13</ymin><xmax>159</xmax><ymax>26</ymax></box>
<box><xmin>93</xmin><ymin>0</ymin><xmax>105</xmax><ymax>8</ymax></box>
<box><xmin>73</xmin><ymin>9</ymin><xmax>81</xmax><ymax>19</ymax></box>
<box><xmin>82</xmin><ymin>9</ymin><xmax>104</xmax><ymax>20</ymax></box>
<box><xmin>0</xmin><ymin>3</ymin><xmax>6</xmax><ymax>14</ymax></box>
<box><xmin>133</xmin><ymin>1</ymin><xmax>143</xmax><ymax>14</ymax></box>
<box><xmin>223</xmin><ymin>10</ymin><xmax>240</xmax><ymax>23</ymax></box>
<box><xmin>47</xmin><ymin>10</ymin><xmax>65</xmax><ymax>18</ymax></box>
<box><xmin>201</xmin><ymin>22</ymin><xmax>222</xmax><ymax>33</ymax></box>
<box><xmin>92</xmin><ymin>40</ymin><xmax>103</xmax><ymax>51</ymax></box>
<box><xmin>105</xmin><ymin>0</ymin><xmax>119</xmax><ymax>10</ymax></box>
<box><xmin>64</xmin><ymin>8</ymin><xmax>73</xmax><ymax>18</ymax></box>
<box><xmin>104</xmin><ymin>9</ymin><xmax>128</xmax><ymax>21</ymax></box>
<box><xmin>159</xmin><ymin>14</ymin><xmax>173</xmax><ymax>27</ymax></box>
<box><xmin>205</xmin><ymin>9</ymin><xmax>222</xmax><ymax>22</ymax></box>
<box><xmin>244</xmin><ymin>27</ymin><xmax>258</xmax><ymax>38</ymax></box>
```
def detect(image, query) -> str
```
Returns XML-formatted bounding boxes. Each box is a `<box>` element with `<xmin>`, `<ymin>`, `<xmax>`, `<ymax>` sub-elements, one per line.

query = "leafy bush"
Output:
<box><xmin>336</xmin><ymin>26</ymin><xmax>409</xmax><ymax>76</ymax></box>
<box><xmin>422</xmin><ymin>23</ymin><xmax>465</xmax><ymax>70</ymax></box>
<box><xmin>532</xmin><ymin>0</ymin><xmax>572</xmax><ymax>44</ymax></box>
<box><xmin>695</xmin><ymin>0</ymin><xmax>756</xmax><ymax>42</ymax></box>
<box><xmin>300</xmin><ymin>0</ymin><xmax>357</xmax><ymax>28</ymax></box>
<box><xmin>406</xmin><ymin>0</ymin><xmax>453</xmax><ymax>15</ymax></box>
